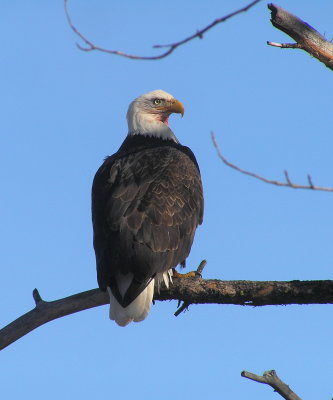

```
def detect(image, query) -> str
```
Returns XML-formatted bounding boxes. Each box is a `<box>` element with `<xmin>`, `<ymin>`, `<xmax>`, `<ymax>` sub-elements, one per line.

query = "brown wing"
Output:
<box><xmin>92</xmin><ymin>144</ymin><xmax>203</xmax><ymax>307</ymax></box>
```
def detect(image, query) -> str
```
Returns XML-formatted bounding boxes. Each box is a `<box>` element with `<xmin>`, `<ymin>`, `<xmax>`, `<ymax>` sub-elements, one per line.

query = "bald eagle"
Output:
<box><xmin>92</xmin><ymin>90</ymin><xmax>204</xmax><ymax>326</ymax></box>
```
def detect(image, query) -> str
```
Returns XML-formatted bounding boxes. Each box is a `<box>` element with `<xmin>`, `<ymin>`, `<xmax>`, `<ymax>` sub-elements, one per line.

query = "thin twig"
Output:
<box><xmin>64</xmin><ymin>0</ymin><xmax>261</xmax><ymax>60</ymax></box>
<box><xmin>196</xmin><ymin>260</ymin><xmax>207</xmax><ymax>276</ymax></box>
<box><xmin>32</xmin><ymin>288</ymin><xmax>44</xmax><ymax>305</ymax></box>
<box><xmin>241</xmin><ymin>370</ymin><xmax>302</xmax><ymax>400</ymax></box>
<box><xmin>307</xmin><ymin>174</ymin><xmax>314</xmax><ymax>188</ymax></box>
<box><xmin>267</xmin><ymin>41</ymin><xmax>303</xmax><ymax>49</ymax></box>
<box><xmin>284</xmin><ymin>170</ymin><xmax>292</xmax><ymax>185</ymax></box>
<box><xmin>211</xmin><ymin>132</ymin><xmax>333</xmax><ymax>192</ymax></box>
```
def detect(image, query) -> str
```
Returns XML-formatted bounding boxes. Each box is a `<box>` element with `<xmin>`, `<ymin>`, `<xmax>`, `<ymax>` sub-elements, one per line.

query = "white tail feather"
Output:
<box><xmin>107</xmin><ymin>279</ymin><xmax>154</xmax><ymax>326</ymax></box>
<box><xmin>107</xmin><ymin>269</ymin><xmax>173</xmax><ymax>326</ymax></box>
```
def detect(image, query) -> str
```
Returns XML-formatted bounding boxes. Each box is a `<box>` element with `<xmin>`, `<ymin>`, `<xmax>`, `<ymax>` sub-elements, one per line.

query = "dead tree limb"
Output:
<box><xmin>267</xmin><ymin>3</ymin><xmax>333</xmax><ymax>71</ymax></box>
<box><xmin>1</xmin><ymin>278</ymin><xmax>333</xmax><ymax>351</ymax></box>
<box><xmin>242</xmin><ymin>369</ymin><xmax>302</xmax><ymax>400</ymax></box>
<box><xmin>211</xmin><ymin>133</ymin><xmax>333</xmax><ymax>192</ymax></box>
<box><xmin>64</xmin><ymin>0</ymin><xmax>261</xmax><ymax>60</ymax></box>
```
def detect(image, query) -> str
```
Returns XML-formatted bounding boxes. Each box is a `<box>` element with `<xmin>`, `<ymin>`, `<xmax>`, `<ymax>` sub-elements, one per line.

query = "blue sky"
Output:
<box><xmin>1</xmin><ymin>1</ymin><xmax>333</xmax><ymax>399</ymax></box>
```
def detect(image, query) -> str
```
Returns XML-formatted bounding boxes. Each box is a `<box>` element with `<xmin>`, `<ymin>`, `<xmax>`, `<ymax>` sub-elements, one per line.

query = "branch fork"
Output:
<box><xmin>242</xmin><ymin>369</ymin><xmax>302</xmax><ymax>400</ymax></box>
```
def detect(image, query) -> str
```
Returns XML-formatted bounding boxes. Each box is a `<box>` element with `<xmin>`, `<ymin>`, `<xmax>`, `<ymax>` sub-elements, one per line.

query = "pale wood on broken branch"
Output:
<box><xmin>242</xmin><ymin>369</ymin><xmax>302</xmax><ymax>400</ymax></box>
<box><xmin>267</xmin><ymin>3</ymin><xmax>333</xmax><ymax>70</ymax></box>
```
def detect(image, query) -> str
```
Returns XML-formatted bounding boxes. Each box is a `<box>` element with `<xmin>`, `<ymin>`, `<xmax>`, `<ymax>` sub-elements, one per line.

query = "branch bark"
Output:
<box><xmin>1</xmin><ymin>278</ymin><xmax>333</xmax><ymax>351</ymax></box>
<box><xmin>267</xmin><ymin>3</ymin><xmax>333</xmax><ymax>71</ymax></box>
<box><xmin>242</xmin><ymin>369</ymin><xmax>302</xmax><ymax>400</ymax></box>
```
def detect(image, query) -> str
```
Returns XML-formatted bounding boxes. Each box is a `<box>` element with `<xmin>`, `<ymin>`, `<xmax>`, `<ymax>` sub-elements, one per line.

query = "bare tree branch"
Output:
<box><xmin>241</xmin><ymin>370</ymin><xmax>302</xmax><ymax>400</ymax></box>
<box><xmin>211</xmin><ymin>133</ymin><xmax>333</xmax><ymax>192</ymax></box>
<box><xmin>1</xmin><ymin>278</ymin><xmax>333</xmax><ymax>351</ymax></box>
<box><xmin>64</xmin><ymin>0</ymin><xmax>261</xmax><ymax>60</ymax></box>
<box><xmin>267</xmin><ymin>3</ymin><xmax>333</xmax><ymax>71</ymax></box>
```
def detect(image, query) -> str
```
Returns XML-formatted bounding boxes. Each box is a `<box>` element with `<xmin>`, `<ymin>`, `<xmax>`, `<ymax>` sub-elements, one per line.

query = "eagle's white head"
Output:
<box><xmin>126</xmin><ymin>90</ymin><xmax>184</xmax><ymax>142</ymax></box>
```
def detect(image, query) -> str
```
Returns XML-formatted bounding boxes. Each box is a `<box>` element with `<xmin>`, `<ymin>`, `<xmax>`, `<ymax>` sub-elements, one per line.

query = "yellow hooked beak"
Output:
<box><xmin>159</xmin><ymin>99</ymin><xmax>185</xmax><ymax>117</ymax></box>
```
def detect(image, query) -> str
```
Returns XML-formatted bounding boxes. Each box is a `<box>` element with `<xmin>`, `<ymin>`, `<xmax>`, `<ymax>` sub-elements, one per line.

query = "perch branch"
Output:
<box><xmin>64</xmin><ymin>0</ymin><xmax>261</xmax><ymax>60</ymax></box>
<box><xmin>1</xmin><ymin>278</ymin><xmax>333</xmax><ymax>351</ymax></box>
<box><xmin>211</xmin><ymin>133</ymin><xmax>333</xmax><ymax>192</ymax></box>
<box><xmin>267</xmin><ymin>3</ymin><xmax>333</xmax><ymax>70</ymax></box>
<box><xmin>241</xmin><ymin>369</ymin><xmax>302</xmax><ymax>400</ymax></box>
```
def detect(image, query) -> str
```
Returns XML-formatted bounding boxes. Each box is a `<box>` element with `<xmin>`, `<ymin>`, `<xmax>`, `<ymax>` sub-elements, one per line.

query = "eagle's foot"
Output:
<box><xmin>173</xmin><ymin>261</ymin><xmax>207</xmax><ymax>317</ymax></box>
<box><xmin>172</xmin><ymin>269</ymin><xmax>202</xmax><ymax>279</ymax></box>
<box><xmin>172</xmin><ymin>260</ymin><xmax>206</xmax><ymax>281</ymax></box>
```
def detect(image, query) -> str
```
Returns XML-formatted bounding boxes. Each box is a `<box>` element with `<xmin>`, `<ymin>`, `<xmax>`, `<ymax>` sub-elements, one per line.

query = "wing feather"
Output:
<box><xmin>92</xmin><ymin>142</ymin><xmax>204</xmax><ymax>306</ymax></box>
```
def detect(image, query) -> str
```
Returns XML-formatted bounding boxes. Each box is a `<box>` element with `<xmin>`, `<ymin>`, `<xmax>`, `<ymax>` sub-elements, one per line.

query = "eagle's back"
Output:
<box><xmin>92</xmin><ymin>135</ymin><xmax>203</xmax><ymax>307</ymax></box>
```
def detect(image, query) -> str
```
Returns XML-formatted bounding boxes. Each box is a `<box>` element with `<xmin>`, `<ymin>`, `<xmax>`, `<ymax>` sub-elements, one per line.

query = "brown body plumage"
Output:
<box><xmin>92</xmin><ymin>90</ymin><xmax>204</xmax><ymax>325</ymax></box>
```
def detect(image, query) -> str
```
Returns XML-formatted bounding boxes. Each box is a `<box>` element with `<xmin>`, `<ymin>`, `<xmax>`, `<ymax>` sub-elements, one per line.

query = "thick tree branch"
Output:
<box><xmin>211</xmin><ymin>133</ymin><xmax>333</xmax><ymax>192</ymax></box>
<box><xmin>1</xmin><ymin>278</ymin><xmax>333</xmax><ymax>351</ymax></box>
<box><xmin>267</xmin><ymin>4</ymin><xmax>333</xmax><ymax>71</ymax></box>
<box><xmin>64</xmin><ymin>0</ymin><xmax>261</xmax><ymax>60</ymax></box>
<box><xmin>241</xmin><ymin>369</ymin><xmax>302</xmax><ymax>400</ymax></box>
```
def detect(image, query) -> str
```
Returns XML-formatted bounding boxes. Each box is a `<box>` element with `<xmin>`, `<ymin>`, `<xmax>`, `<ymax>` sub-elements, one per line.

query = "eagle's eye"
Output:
<box><xmin>153</xmin><ymin>99</ymin><xmax>162</xmax><ymax>105</ymax></box>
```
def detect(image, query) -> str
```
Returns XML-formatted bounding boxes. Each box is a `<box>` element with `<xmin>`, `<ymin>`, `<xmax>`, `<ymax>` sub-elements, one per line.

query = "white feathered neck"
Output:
<box><xmin>126</xmin><ymin>90</ymin><xmax>180</xmax><ymax>143</ymax></box>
